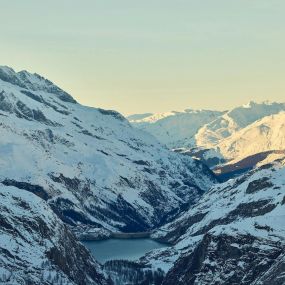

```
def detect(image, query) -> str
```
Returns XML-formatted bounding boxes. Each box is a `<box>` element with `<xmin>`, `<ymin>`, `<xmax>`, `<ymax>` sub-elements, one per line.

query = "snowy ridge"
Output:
<box><xmin>0</xmin><ymin>66</ymin><xmax>216</xmax><ymax>236</ymax></box>
<box><xmin>217</xmin><ymin>112</ymin><xmax>285</xmax><ymax>162</ymax></box>
<box><xmin>128</xmin><ymin>109</ymin><xmax>223</xmax><ymax>148</ymax></box>
<box><xmin>195</xmin><ymin>101</ymin><xmax>285</xmax><ymax>148</ymax></box>
<box><xmin>0</xmin><ymin>66</ymin><xmax>76</xmax><ymax>104</ymax></box>
<box><xmin>211</xmin><ymin>112</ymin><xmax>285</xmax><ymax>181</ymax></box>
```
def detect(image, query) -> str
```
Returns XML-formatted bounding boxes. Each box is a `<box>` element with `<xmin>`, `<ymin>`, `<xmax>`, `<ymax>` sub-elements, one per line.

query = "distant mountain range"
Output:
<box><xmin>128</xmin><ymin>109</ymin><xmax>224</xmax><ymax>149</ymax></box>
<box><xmin>217</xmin><ymin>111</ymin><xmax>285</xmax><ymax>162</ymax></box>
<box><xmin>129</xmin><ymin>101</ymin><xmax>285</xmax><ymax>178</ymax></box>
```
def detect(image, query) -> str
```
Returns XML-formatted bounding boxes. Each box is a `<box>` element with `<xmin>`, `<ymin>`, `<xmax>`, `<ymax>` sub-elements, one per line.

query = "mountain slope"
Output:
<box><xmin>214</xmin><ymin>150</ymin><xmax>285</xmax><ymax>182</ymax></box>
<box><xmin>217</xmin><ymin>112</ymin><xmax>285</xmax><ymax>162</ymax></box>
<box><xmin>0</xmin><ymin>184</ymin><xmax>109</xmax><ymax>285</ymax></box>
<box><xmin>128</xmin><ymin>110</ymin><xmax>224</xmax><ymax>149</ymax></box>
<box><xmin>0</xmin><ymin>66</ymin><xmax>216</xmax><ymax>236</ymax></box>
<box><xmin>196</xmin><ymin>101</ymin><xmax>285</xmax><ymax>148</ymax></box>
<box><xmin>135</xmin><ymin>159</ymin><xmax>285</xmax><ymax>284</ymax></box>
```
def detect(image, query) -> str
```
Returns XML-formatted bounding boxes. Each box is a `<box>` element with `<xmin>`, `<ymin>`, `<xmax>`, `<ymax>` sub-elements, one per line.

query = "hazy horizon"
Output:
<box><xmin>1</xmin><ymin>0</ymin><xmax>284</xmax><ymax>115</ymax></box>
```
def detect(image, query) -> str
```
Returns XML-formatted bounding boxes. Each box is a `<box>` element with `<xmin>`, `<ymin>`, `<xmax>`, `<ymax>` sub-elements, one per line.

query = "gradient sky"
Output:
<box><xmin>0</xmin><ymin>0</ymin><xmax>284</xmax><ymax>115</ymax></box>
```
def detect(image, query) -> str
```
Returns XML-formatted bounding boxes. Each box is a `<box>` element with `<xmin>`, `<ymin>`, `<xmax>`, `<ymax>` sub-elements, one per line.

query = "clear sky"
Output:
<box><xmin>0</xmin><ymin>0</ymin><xmax>284</xmax><ymax>115</ymax></box>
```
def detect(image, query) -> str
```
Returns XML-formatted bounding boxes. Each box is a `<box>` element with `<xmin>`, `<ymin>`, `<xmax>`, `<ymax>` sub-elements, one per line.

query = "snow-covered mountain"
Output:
<box><xmin>210</xmin><ymin>112</ymin><xmax>285</xmax><ymax>181</ymax></box>
<box><xmin>2</xmin><ymin>65</ymin><xmax>284</xmax><ymax>284</ymax></box>
<box><xmin>195</xmin><ymin>101</ymin><xmax>285</xmax><ymax>148</ymax></box>
<box><xmin>0</xmin><ymin>184</ymin><xmax>109</xmax><ymax>285</ymax></box>
<box><xmin>109</xmin><ymin>159</ymin><xmax>285</xmax><ymax>284</ymax></box>
<box><xmin>157</xmin><ymin>159</ymin><xmax>285</xmax><ymax>284</ymax></box>
<box><xmin>129</xmin><ymin>102</ymin><xmax>285</xmax><ymax>175</ymax></box>
<box><xmin>0</xmin><ymin>66</ymin><xmax>216</xmax><ymax>236</ymax></box>
<box><xmin>128</xmin><ymin>110</ymin><xmax>224</xmax><ymax>149</ymax></box>
<box><xmin>217</xmin><ymin>112</ymin><xmax>285</xmax><ymax>162</ymax></box>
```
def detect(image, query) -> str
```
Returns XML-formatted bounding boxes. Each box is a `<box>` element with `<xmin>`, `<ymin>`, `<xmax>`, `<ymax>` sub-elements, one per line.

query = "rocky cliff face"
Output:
<box><xmin>0</xmin><ymin>184</ymin><xmax>110</xmax><ymax>285</ymax></box>
<box><xmin>138</xmin><ymin>159</ymin><xmax>285</xmax><ymax>285</ymax></box>
<box><xmin>163</xmin><ymin>233</ymin><xmax>284</xmax><ymax>285</ymax></box>
<box><xmin>0</xmin><ymin>66</ymin><xmax>216</xmax><ymax>236</ymax></box>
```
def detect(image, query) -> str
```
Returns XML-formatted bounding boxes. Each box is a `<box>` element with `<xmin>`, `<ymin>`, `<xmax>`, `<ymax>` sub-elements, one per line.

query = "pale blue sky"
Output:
<box><xmin>0</xmin><ymin>0</ymin><xmax>284</xmax><ymax>115</ymax></box>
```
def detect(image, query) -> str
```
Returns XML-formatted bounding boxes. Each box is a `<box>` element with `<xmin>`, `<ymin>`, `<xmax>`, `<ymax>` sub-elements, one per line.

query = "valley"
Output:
<box><xmin>1</xmin><ymin>1</ymin><xmax>285</xmax><ymax>284</ymax></box>
<box><xmin>0</xmin><ymin>66</ymin><xmax>284</xmax><ymax>285</ymax></box>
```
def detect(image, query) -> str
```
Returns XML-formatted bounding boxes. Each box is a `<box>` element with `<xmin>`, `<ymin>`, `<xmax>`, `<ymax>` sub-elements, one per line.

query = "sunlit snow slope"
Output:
<box><xmin>128</xmin><ymin>110</ymin><xmax>223</xmax><ymax>148</ymax></box>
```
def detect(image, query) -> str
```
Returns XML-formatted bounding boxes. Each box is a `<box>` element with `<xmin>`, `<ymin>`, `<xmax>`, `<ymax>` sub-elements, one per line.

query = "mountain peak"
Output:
<box><xmin>242</xmin><ymin>100</ymin><xmax>257</xmax><ymax>108</ymax></box>
<box><xmin>0</xmin><ymin>65</ymin><xmax>77</xmax><ymax>104</ymax></box>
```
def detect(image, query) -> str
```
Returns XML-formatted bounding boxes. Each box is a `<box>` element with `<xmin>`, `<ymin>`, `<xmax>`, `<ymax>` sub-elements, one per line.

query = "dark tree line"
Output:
<box><xmin>104</xmin><ymin>260</ymin><xmax>165</xmax><ymax>285</ymax></box>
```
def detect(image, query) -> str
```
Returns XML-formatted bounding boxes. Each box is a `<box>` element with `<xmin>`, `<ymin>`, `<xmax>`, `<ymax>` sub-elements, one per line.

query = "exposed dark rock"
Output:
<box><xmin>133</xmin><ymin>160</ymin><xmax>150</xmax><ymax>166</ymax></box>
<box><xmin>158</xmin><ymin>212</ymin><xmax>208</xmax><ymax>244</ymax></box>
<box><xmin>108</xmin><ymin>194</ymin><xmax>150</xmax><ymax>232</ymax></box>
<box><xmin>97</xmin><ymin>108</ymin><xmax>127</xmax><ymax>122</ymax></box>
<box><xmin>255</xmin><ymin>253</ymin><xmax>285</xmax><ymax>285</ymax></box>
<box><xmin>246</xmin><ymin>177</ymin><xmax>274</xmax><ymax>194</ymax></box>
<box><xmin>1</xmin><ymin>179</ymin><xmax>50</xmax><ymax>200</ymax></box>
<box><xmin>194</xmin><ymin>199</ymin><xmax>276</xmax><ymax>236</ymax></box>
<box><xmin>21</xmin><ymin>90</ymin><xmax>71</xmax><ymax>115</ymax></box>
<box><xmin>163</xmin><ymin>234</ymin><xmax>284</xmax><ymax>285</ymax></box>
